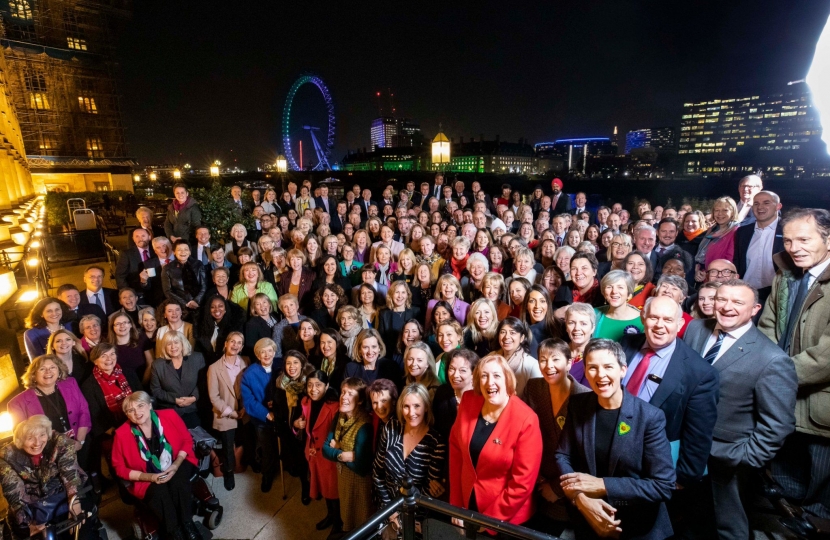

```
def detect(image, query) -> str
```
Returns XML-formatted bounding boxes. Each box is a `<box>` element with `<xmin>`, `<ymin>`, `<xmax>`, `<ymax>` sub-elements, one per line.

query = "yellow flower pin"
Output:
<box><xmin>618</xmin><ymin>422</ymin><xmax>631</xmax><ymax>436</ymax></box>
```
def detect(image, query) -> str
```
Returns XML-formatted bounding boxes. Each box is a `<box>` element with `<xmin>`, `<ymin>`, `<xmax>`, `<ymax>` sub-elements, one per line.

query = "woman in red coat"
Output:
<box><xmin>300</xmin><ymin>370</ymin><xmax>342</xmax><ymax>534</ymax></box>
<box><xmin>111</xmin><ymin>391</ymin><xmax>200</xmax><ymax>540</ymax></box>
<box><xmin>449</xmin><ymin>354</ymin><xmax>543</xmax><ymax>528</ymax></box>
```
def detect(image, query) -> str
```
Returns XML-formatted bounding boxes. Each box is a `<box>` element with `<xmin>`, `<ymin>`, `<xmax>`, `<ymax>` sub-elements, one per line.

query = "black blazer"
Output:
<box><xmin>376</xmin><ymin>306</ymin><xmax>421</xmax><ymax>358</ymax></box>
<box><xmin>732</xmin><ymin>220</ymin><xmax>784</xmax><ymax>280</ymax></box>
<box><xmin>313</xmin><ymin>196</ymin><xmax>337</xmax><ymax>214</ymax></box>
<box><xmin>196</xmin><ymin>313</ymin><xmax>245</xmax><ymax>364</ymax></box>
<box><xmin>243</xmin><ymin>315</ymin><xmax>278</xmax><ymax>360</ymax></box>
<box><xmin>82</xmin><ymin>367</ymin><xmax>143</xmax><ymax>436</ymax></box>
<box><xmin>309</xmin><ymin>308</ymin><xmax>338</xmax><ymax>332</ymax></box>
<box><xmin>358</xmin><ymin>199</ymin><xmax>378</xmax><ymax>220</ymax></box>
<box><xmin>432</xmin><ymin>384</ymin><xmax>458</xmax><ymax>443</ymax></box>
<box><xmin>329</xmin><ymin>213</ymin><xmax>347</xmax><ymax>234</ymax></box>
<box><xmin>551</xmin><ymin>192</ymin><xmax>572</xmax><ymax>216</ymax></box>
<box><xmin>555</xmin><ymin>390</ymin><xmax>676</xmax><ymax>540</ymax></box>
<box><xmin>619</xmin><ymin>334</ymin><xmax>719</xmax><ymax>486</ymax></box>
<box><xmin>78</xmin><ymin>287</ymin><xmax>120</xmax><ymax>317</ymax></box>
<box><xmin>115</xmin><ymin>246</ymin><xmax>150</xmax><ymax>292</ymax></box>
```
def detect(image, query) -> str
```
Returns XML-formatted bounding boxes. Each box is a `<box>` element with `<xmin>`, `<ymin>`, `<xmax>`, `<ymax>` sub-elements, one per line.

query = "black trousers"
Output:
<box><xmin>772</xmin><ymin>431</ymin><xmax>830</xmax><ymax>519</ymax></box>
<box><xmin>217</xmin><ymin>428</ymin><xmax>243</xmax><ymax>474</ymax></box>
<box><xmin>144</xmin><ymin>461</ymin><xmax>198</xmax><ymax>534</ymax></box>
<box><xmin>252</xmin><ymin>420</ymin><xmax>277</xmax><ymax>479</ymax></box>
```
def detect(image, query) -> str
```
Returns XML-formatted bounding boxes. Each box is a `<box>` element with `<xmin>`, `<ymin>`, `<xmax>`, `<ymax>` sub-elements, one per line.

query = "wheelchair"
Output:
<box><xmin>3</xmin><ymin>486</ymin><xmax>108</xmax><ymax>540</ymax></box>
<box><xmin>120</xmin><ymin>428</ymin><xmax>224</xmax><ymax>540</ymax></box>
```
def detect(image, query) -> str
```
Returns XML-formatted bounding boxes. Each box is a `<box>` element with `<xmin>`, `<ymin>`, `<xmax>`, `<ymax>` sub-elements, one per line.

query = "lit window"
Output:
<box><xmin>25</xmin><ymin>72</ymin><xmax>50</xmax><ymax>110</ymax></box>
<box><xmin>86</xmin><ymin>136</ymin><xmax>104</xmax><ymax>158</ymax></box>
<box><xmin>78</xmin><ymin>95</ymin><xmax>98</xmax><ymax>113</ymax></box>
<box><xmin>10</xmin><ymin>0</ymin><xmax>32</xmax><ymax>19</ymax></box>
<box><xmin>66</xmin><ymin>37</ymin><xmax>88</xmax><ymax>50</ymax></box>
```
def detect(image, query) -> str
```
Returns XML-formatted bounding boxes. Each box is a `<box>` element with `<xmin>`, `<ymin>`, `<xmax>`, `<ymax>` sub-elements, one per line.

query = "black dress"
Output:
<box><xmin>432</xmin><ymin>384</ymin><xmax>460</xmax><ymax>443</ymax></box>
<box><xmin>377</xmin><ymin>307</ymin><xmax>421</xmax><ymax>358</ymax></box>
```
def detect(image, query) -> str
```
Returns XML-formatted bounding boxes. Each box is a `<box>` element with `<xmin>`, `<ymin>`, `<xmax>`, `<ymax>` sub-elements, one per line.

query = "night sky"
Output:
<box><xmin>115</xmin><ymin>0</ymin><xmax>830</xmax><ymax>169</ymax></box>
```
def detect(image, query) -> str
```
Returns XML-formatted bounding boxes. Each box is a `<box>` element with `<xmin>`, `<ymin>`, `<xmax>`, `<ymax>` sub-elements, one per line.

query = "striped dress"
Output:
<box><xmin>372</xmin><ymin>418</ymin><xmax>446</xmax><ymax>507</ymax></box>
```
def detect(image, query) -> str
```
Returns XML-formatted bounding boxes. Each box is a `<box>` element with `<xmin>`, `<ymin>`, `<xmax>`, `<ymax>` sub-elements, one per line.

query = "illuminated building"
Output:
<box><xmin>371</xmin><ymin>117</ymin><xmax>397</xmax><ymax>150</ymax></box>
<box><xmin>625</xmin><ymin>127</ymin><xmax>676</xmax><ymax>154</ymax></box>
<box><xmin>535</xmin><ymin>137</ymin><xmax>617</xmax><ymax>173</ymax></box>
<box><xmin>0</xmin><ymin>46</ymin><xmax>35</xmax><ymax>207</ymax></box>
<box><xmin>678</xmin><ymin>82</ymin><xmax>827</xmax><ymax>177</ymax></box>
<box><xmin>0</xmin><ymin>0</ymin><xmax>135</xmax><ymax>193</ymax></box>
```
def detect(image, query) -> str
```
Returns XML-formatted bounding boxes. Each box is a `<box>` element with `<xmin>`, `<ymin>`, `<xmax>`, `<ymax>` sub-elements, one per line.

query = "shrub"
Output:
<box><xmin>189</xmin><ymin>183</ymin><xmax>254</xmax><ymax>243</ymax></box>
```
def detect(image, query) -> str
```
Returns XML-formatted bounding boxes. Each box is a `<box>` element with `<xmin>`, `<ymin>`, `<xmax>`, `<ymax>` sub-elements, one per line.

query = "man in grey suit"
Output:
<box><xmin>684</xmin><ymin>279</ymin><xmax>797</xmax><ymax>539</ymax></box>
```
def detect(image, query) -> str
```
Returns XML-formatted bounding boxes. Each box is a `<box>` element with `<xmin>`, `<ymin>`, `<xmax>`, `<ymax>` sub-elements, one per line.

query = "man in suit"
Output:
<box><xmin>411</xmin><ymin>182</ymin><xmax>429</xmax><ymax>210</ymax></box>
<box><xmin>329</xmin><ymin>201</ymin><xmax>348</xmax><ymax>234</ymax></box>
<box><xmin>116</xmin><ymin>227</ymin><xmax>155</xmax><ymax>302</ymax></box>
<box><xmin>57</xmin><ymin>283</ymin><xmax>105</xmax><ymax>326</ymax></box>
<box><xmin>452</xmin><ymin>180</ymin><xmax>471</xmax><ymax>203</ymax></box>
<box><xmin>736</xmin><ymin>174</ymin><xmax>763</xmax><ymax>226</ymax></box>
<box><xmin>190</xmin><ymin>226</ymin><xmax>213</xmax><ymax>267</ymax></box>
<box><xmin>684</xmin><ymin>280</ymin><xmax>797</xmax><ymax>539</ymax></box>
<box><xmin>654</xmin><ymin>218</ymin><xmax>695</xmax><ymax>285</ymax></box>
<box><xmin>550</xmin><ymin>178</ymin><xmax>571</xmax><ymax>216</ymax></box>
<box><xmin>571</xmin><ymin>192</ymin><xmax>592</xmax><ymax>223</ymax></box>
<box><xmin>556</xmin><ymin>339</ymin><xmax>676</xmax><ymax>539</ymax></box>
<box><xmin>359</xmin><ymin>189</ymin><xmax>376</xmax><ymax>220</ymax></box>
<box><xmin>733</xmin><ymin>190</ymin><xmax>784</xmax><ymax>310</ymax></box>
<box><xmin>439</xmin><ymin>185</ymin><xmax>455</xmax><ymax>210</ymax></box>
<box><xmin>431</xmin><ymin>172</ymin><xmax>444</xmax><ymax>200</ymax></box>
<box><xmin>759</xmin><ymin>208</ymin><xmax>830</xmax><ymax>522</ymax></box>
<box><xmin>313</xmin><ymin>184</ymin><xmax>337</xmax><ymax>215</ymax></box>
<box><xmin>230</xmin><ymin>185</ymin><xmax>251</xmax><ymax>215</ymax></box>
<box><xmin>620</xmin><ymin>296</ymin><xmax>719</xmax><ymax>529</ymax></box>
<box><xmin>633</xmin><ymin>225</ymin><xmax>659</xmax><ymax>271</ymax></box>
<box><xmin>78</xmin><ymin>265</ymin><xmax>119</xmax><ymax>316</ymax></box>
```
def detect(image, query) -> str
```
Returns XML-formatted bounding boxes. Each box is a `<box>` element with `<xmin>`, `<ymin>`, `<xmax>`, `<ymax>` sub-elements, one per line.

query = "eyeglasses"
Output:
<box><xmin>114</xmin><ymin>321</ymin><xmax>132</xmax><ymax>327</ymax></box>
<box><xmin>611</xmin><ymin>242</ymin><xmax>630</xmax><ymax>248</ymax></box>
<box><xmin>706</xmin><ymin>269</ymin><xmax>736</xmax><ymax>277</ymax></box>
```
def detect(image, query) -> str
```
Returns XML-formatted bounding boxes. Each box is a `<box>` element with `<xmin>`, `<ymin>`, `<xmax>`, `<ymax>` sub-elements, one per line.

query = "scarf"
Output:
<box><xmin>321</xmin><ymin>355</ymin><xmax>337</xmax><ymax>377</ymax></box>
<box><xmin>172</xmin><ymin>197</ymin><xmax>191</xmax><ymax>213</ymax></box>
<box><xmin>131</xmin><ymin>410</ymin><xmax>173</xmax><ymax>473</ymax></box>
<box><xmin>572</xmin><ymin>279</ymin><xmax>600</xmax><ymax>304</ymax></box>
<box><xmin>376</xmin><ymin>262</ymin><xmax>391</xmax><ymax>286</ymax></box>
<box><xmin>93</xmin><ymin>364</ymin><xmax>133</xmax><ymax>416</ymax></box>
<box><xmin>450</xmin><ymin>254</ymin><xmax>470</xmax><ymax>280</ymax></box>
<box><xmin>682</xmin><ymin>228</ymin><xmax>705</xmax><ymax>242</ymax></box>
<box><xmin>278</xmin><ymin>372</ymin><xmax>306</xmax><ymax>409</ymax></box>
<box><xmin>334</xmin><ymin>410</ymin><xmax>369</xmax><ymax>452</ymax></box>
<box><xmin>696</xmin><ymin>221</ymin><xmax>738</xmax><ymax>265</ymax></box>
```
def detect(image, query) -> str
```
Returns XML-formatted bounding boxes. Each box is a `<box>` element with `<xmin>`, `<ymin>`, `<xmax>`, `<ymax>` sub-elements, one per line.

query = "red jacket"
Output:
<box><xmin>449</xmin><ymin>393</ymin><xmax>542</xmax><ymax>525</ymax></box>
<box><xmin>111</xmin><ymin>409</ymin><xmax>198</xmax><ymax>499</ymax></box>
<box><xmin>302</xmin><ymin>396</ymin><xmax>339</xmax><ymax>500</ymax></box>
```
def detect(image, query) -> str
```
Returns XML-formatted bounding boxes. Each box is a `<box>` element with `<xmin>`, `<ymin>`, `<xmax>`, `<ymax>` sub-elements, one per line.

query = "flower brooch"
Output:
<box><xmin>618</xmin><ymin>422</ymin><xmax>631</xmax><ymax>436</ymax></box>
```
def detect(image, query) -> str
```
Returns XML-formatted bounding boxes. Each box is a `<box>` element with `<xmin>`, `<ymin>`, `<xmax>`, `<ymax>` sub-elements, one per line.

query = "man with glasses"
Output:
<box><xmin>736</xmin><ymin>174</ymin><xmax>764</xmax><ymax>225</ymax></box>
<box><xmin>683</xmin><ymin>259</ymin><xmax>739</xmax><ymax>313</ymax></box>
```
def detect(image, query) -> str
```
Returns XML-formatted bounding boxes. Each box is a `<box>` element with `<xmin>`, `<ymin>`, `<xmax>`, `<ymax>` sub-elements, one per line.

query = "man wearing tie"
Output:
<box><xmin>633</xmin><ymin>225</ymin><xmax>659</xmax><ymax>270</ymax></box>
<box><xmin>684</xmin><ymin>280</ymin><xmax>797</xmax><ymax>539</ymax></box>
<box><xmin>431</xmin><ymin>172</ymin><xmax>444</xmax><ymax>200</ymax></box>
<box><xmin>230</xmin><ymin>185</ymin><xmax>249</xmax><ymax>214</ymax></box>
<box><xmin>759</xmin><ymin>208</ymin><xmax>830</xmax><ymax>522</ymax></box>
<box><xmin>550</xmin><ymin>178</ymin><xmax>571</xmax><ymax>215</ymax></box>
<box><xmin>193</xmin><ymin>226</ymin><xmax>212</xmax><ymax>266</ymax></box>
<box><xmin>620</xmin><ymin>296</ymin><xmax>719</xmax><ymax>533</ymax></box>
<box><xmin>360</xmin><ymin>189</ymin><xmax>376</xmax><ymax>220</ymax></box>
<box><xmin>551</xmin><ymin>215</ymin><xmax>567</xmax><ymax>247</ymax></box>
<box><xmin>330</xmin><ymin>201</ymin><xmax>348</xmax><ymax>234</ymax></box>
<box><xmin>313</xmin><ymin>184</ymin><xmax>336</xmax><ymax>214</ymax></box>
<box><xmin>57</xmin><ymin>283</ymin><xmax>104</xmax><ymax>325</ymax></box>
<box><xmin>412</xmin><ymin>182</ymin><xmax>431</xmax><ymax>210</ymax></box>
<box><xmin>115</xmin><ymin>228</ymin><xmax>156</xmax><ymax>298</ymax></box>
<box><xmin>79</xmin><ymin>266</ymin><xmax>119</xmax><ymax>316</ymax></box>
<box><xmin>572</xmin><ymin>192</ymin><xmax>589</xmax><ymax>216</ymax></box>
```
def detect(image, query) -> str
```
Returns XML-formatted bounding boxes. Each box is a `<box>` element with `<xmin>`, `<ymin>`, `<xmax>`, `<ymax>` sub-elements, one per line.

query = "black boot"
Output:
<box><xmin>182</xmin><ymin>520</ymin><xmax>203</xmax><ymax>540</ymax></box>
<box><xmin>326</xmin><ymin>499</ymin><xmax>343</xmax><ymax>539</ymax></box>
<box><xmin>301</xmin><ymin>476</ymin><xmax>311</xmax><ymax>505</ymax></box>
<box><xmin>316</xmin><ymin>499</ymin><xmax>336</xmax><ymax>530</ymax></box>
<box><xmin>261</xmin><ymin>473</ymin><xmax>273</xmax><ymax>493</ymax></box>
<box><xmin>223</xmin><ymin>471</ymin><xmax>235</xmax><ymax>491</ymax></box>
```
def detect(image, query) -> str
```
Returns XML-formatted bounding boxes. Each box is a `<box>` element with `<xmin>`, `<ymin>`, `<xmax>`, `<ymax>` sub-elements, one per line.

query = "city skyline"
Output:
<box><xmin>115</xmin><ymin>1</ymin><xmax>830</xmax><ymax>169</ymax></box>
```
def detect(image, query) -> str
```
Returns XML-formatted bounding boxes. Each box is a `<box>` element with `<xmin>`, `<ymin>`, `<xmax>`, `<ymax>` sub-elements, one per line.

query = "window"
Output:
<box><xmin>9</xmin><ymin>0</ymin><xmax>32</xmax><ymax>19</ymax></box>
<box><xmin>24</xmin><ymin>72</ymin><xmax>49</xmax><ymax>110</ymax></box>
<box><xmin>78</xmin><ymin>95</ymin><xmax>98</xmax><ymax>113</ymax></box>
<box><xmin>86</xmin><ymin>136</ymin><xmax>104</xmax><ymax>158</ymax></box>
<box><xmin>67</xmin><ymin>37</ymin><xmax>88</xmax><ymax>51</ymax></box>
<box><xmin>38</xmin><ymin>135</ymin><xmax>58</xmax><ymax>154</ymax></box>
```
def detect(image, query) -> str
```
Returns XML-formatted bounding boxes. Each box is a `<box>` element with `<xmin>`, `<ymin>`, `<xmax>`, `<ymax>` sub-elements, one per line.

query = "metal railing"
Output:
<box><xmin>342</xmin><ymin>478</ymin><xmax>560</xmax><ymax>540</ymax></box>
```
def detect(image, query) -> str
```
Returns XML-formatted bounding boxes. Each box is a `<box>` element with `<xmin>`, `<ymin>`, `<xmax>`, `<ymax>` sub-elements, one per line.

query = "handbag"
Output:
<box><xmin>27</xmin><ymin>490</ymin><xmax>68</xmax><ymax>525</ymax></box>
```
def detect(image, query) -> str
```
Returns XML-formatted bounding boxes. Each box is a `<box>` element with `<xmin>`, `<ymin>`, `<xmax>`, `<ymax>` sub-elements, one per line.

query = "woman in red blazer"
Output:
<box><xmin>277</xmin><ymin>249</ymin><xmax>317</xmax><ymax>313</ymax></box>
<box><xmin>449</xmin><ymin>354</ymin><xmax>543</xmax><ymax>527</ymax></box>
<box><xmin>300</xmin><ymin>370</ymin><xmax>342</xmax><ymax>535</ymax></box>
<box><xmin>111</xmin><ymin>391</ymin><xmax>200</xmax><ymax>540</ymax></box>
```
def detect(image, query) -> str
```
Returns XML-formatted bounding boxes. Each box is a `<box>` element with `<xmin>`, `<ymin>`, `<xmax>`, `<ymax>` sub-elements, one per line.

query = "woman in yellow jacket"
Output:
<box><xmin>229</xmin><ymin>262</ymin><xmax>279</xmax><ymax>314</ymax></box>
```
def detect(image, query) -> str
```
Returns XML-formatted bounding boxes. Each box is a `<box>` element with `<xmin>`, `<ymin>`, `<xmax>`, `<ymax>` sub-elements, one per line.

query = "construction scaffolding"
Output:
<box><xmin>0</xmin><ymin>0</ymin><xmax>131</xmax><ymax>164</ymax></box>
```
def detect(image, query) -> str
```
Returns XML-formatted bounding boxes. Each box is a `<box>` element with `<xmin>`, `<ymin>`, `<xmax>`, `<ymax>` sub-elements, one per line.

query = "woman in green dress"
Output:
<box><xmin>593</xmin><ymin>269</ymin><xmax>644</xmax><ymax>341</ymax></box>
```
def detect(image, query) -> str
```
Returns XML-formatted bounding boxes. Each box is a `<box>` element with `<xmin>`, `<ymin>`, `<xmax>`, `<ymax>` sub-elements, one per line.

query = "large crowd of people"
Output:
<box><xmin>3</xmin><ymin>171</ymin><xmax>828</xmax><ymax>540</ymax></box>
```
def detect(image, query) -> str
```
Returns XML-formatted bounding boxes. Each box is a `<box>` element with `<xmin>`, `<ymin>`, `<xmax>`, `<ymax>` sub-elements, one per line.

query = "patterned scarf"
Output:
<box><xmin>278</xmin><ymin>373</ymin><xmax>306</xmax><ymax>409</ymax></box>
<box><xmin>93</xmin><ymin>364</ymin><xmax>133</xmax><ymax>416</ymax></box>
<box><xmin>321</xmin><ymin>355</ymin><xmax>337</xmax><ymax>377</ymax></box>
<box><xmin>334</xmin><ymin>410</ymin><xmax>369</xmax><ymax>452</ymax></box>
<box><xmin>172</xmin><ymin>196</ymin><xmax>191</xmax><ymax>213</ymax></box>
<box><xmin>131</xmin><ymin>410</ymin><xmax>173</xmax><ymax>473</ymax></box>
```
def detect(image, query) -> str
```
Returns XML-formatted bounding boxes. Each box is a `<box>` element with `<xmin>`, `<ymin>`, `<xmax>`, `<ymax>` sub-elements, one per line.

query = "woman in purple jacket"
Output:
<box><xmin>8</xmin><ymin>354</ymin><xmax>92</xmax><ymax>470</ymax></box>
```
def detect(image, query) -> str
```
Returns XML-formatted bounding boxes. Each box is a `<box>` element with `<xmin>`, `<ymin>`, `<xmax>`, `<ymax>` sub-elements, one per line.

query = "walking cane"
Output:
<box><xmin>276</xmin><ymin>437</ymin><xmax>286</xmax><ymax>499</ymax></box>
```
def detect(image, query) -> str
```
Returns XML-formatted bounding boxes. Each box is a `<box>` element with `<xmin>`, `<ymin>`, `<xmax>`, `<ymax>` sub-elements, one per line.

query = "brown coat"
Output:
<box><xmin>759</xmin><ymin>252</ymin><xmax>830</xmax><ymax>438</ymax></box>
<box><xmin>207</xmin><ymin>356</ymin><xmax>249</xmax><ymax>431</ymax></box>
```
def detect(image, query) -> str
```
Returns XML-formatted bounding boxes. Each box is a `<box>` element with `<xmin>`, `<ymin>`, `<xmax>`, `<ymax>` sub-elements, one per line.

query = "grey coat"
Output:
<box><xmin>164</xmin><ymin>198</ymin><xmax>202</xmax><ymax>243</ymax></box>
<box><xmin>683</xmin><ymin>318</ymin><xmax>797</xmax><ymax>468</ymax></box>
<box><xmin>149</xmin><ymin>352</ymin><xmax>206</xmax><ymax>416</ymax></box>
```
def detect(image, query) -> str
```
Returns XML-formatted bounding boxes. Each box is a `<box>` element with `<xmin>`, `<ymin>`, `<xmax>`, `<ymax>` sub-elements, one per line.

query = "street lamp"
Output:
<box><xmin>149</xmin><ymin>172</ymin><xmax>157</xmax><ymax>181</ymax></box>
<box><xmin>432</xmin><ymin>124</ymin><xmax>451</xmax><ymax>173</ymax></box>
<box><xmin>275</xmin><ymin>154</ymin><xmax>288</xmax><ymax>191</ymax></box>
<box><xmin>133</xmin><ymin>174</ymin><xmax>140</xmax><ymax>182</ymax></box>
<box><xmin>173</xmin><ymin>170</ymin><xmax>182</xmax><ymax>179</ymax></box>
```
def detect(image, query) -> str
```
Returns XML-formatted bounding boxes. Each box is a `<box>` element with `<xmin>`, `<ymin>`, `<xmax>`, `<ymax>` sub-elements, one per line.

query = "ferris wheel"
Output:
<box><xmin>281</xmin><ymin>74</ymin><xmax>335</xmax><ymax>171</ymax></box>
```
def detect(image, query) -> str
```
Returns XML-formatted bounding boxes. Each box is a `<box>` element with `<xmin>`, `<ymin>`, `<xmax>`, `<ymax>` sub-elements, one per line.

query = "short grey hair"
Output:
<box><xmin>466</xmin><ymin>252</ymin><xmax>489</xmax><ymax>272</ymax></box>
<box><xmin>122</xmin><ymin>391</ymin><xmax>153</xmax><ymax>414</ymax></box>
<box><xmin>600</xmin><ymin>269</ymin><xmax>635</xmax><ymax>297</ymax></box>
<box><xmin>565</xmin><ymin>302</ymin><xmax>597</xmax><ymax>327</ymax></box>
<box><xmin>13</xmin><ymin>415</ymin><xmax>52</xmax><ymax>449</ymax></box>
<box><xmin>451</xmin><ymin>235</ymin><xmax>471</xmax><ymax>251</ymax></box>
<box><xmin>584</xmin><ymin>338</ymin><xmax>627</xmax><ymax>367</ymax></box>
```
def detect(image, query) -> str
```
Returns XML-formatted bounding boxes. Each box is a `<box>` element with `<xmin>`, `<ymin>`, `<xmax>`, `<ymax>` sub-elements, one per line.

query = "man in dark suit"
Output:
<box><xmin>115</xmin><ymin>228</ymin><xmax>155</xmax><ymax>301</ymax></box>
<box><xmin>358</xmin><ymin>189</ymin><xmax>376</xmax><ymax>221</ymax></box>
<box><xmin>329</xmin><ymin>201</ymin><xmax>348</xmax><ymax>234</ymax></box>
<box><xmin>654</xmin><ymin>218</ymin><xmax>695</xmax><ymax>285</ymax></box>
<box><xmin>230</xmin><ymin>185</ymin><xmax>251</xmax><ymax>215</ymax></box>
<box><xmin>735</xmin><ymin>174</ymin><xmax>763</xmax><ymax>226</ymax></box>
<box><xmin>550</xmin><ymin>178</ymin><xmax>572</xmax><ymax>216</ymax></box>
<box><xmin>732</xmin><ymin>190</ymin><xmax>784</xmax><ymax>310</ymax></box>
<box><xmin>313</xmin><ymin>184</ymin><xmax>337</xmax><ymax>215</ymax></box>
<box><xmin>684</xmin><ymin>280</ymin><xmax>797</xmax><ymax>539</ymax></box>
<box><xmin>191</xmin><ymin>226</ymin><xmax>213</xmax><ymax>267</ymax></box>
<box><xmin>632</xmin><ymin>225</ymin><xmax>660</xmax><ymax>271</ymax></box>
<box><xmin>57</xmin><ymin>283</ymin><xmax>106</xmax><ymax>326</ymax></box>
<box><xmin>620</xmin><ymin>296</ymin><xmax>719</xmax><ymax>531</ymax></box>
<box><xmin>411</xmin><ymin>182</ymin><xmax>430</xmax><ymax>210</ymax></box>
<box><xmin>452</xmin><ymin>180</ymin><xmax>471</xmax><ymax>203</ymax></box>
<box><xmin>556</xmin><ymin>339</ymin><xmax>676</xmax><ymax>539</ymax></box>
<box><xmin>431</xmin><ymin>172</ymin><xmax>444</xmax><ymax>200</ymax></box>
<box><xmin>78</xmin><ymin>265</ymin><xmax>120</xmax><ymax>316</ymax></box>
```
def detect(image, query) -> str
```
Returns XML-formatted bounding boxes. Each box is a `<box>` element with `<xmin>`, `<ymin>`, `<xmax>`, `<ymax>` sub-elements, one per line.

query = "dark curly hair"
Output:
<box><xmin>313</xmin><ymin>283</ymin><xmax>347</xmax><ymax>311</ymax></box>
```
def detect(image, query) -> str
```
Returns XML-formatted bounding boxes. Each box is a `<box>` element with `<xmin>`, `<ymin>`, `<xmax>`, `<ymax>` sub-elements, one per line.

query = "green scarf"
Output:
<box><xmin>131</xmin><ymin>410</ymin><xmax>173</xmax><ymax>473</ymax></box>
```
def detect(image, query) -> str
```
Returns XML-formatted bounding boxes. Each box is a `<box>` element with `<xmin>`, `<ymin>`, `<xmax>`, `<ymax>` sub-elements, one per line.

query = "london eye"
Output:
<box><xmin>281</xmin><ymin>74</ymin><xmax>335</xmax><ymax>171</ymax></box>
